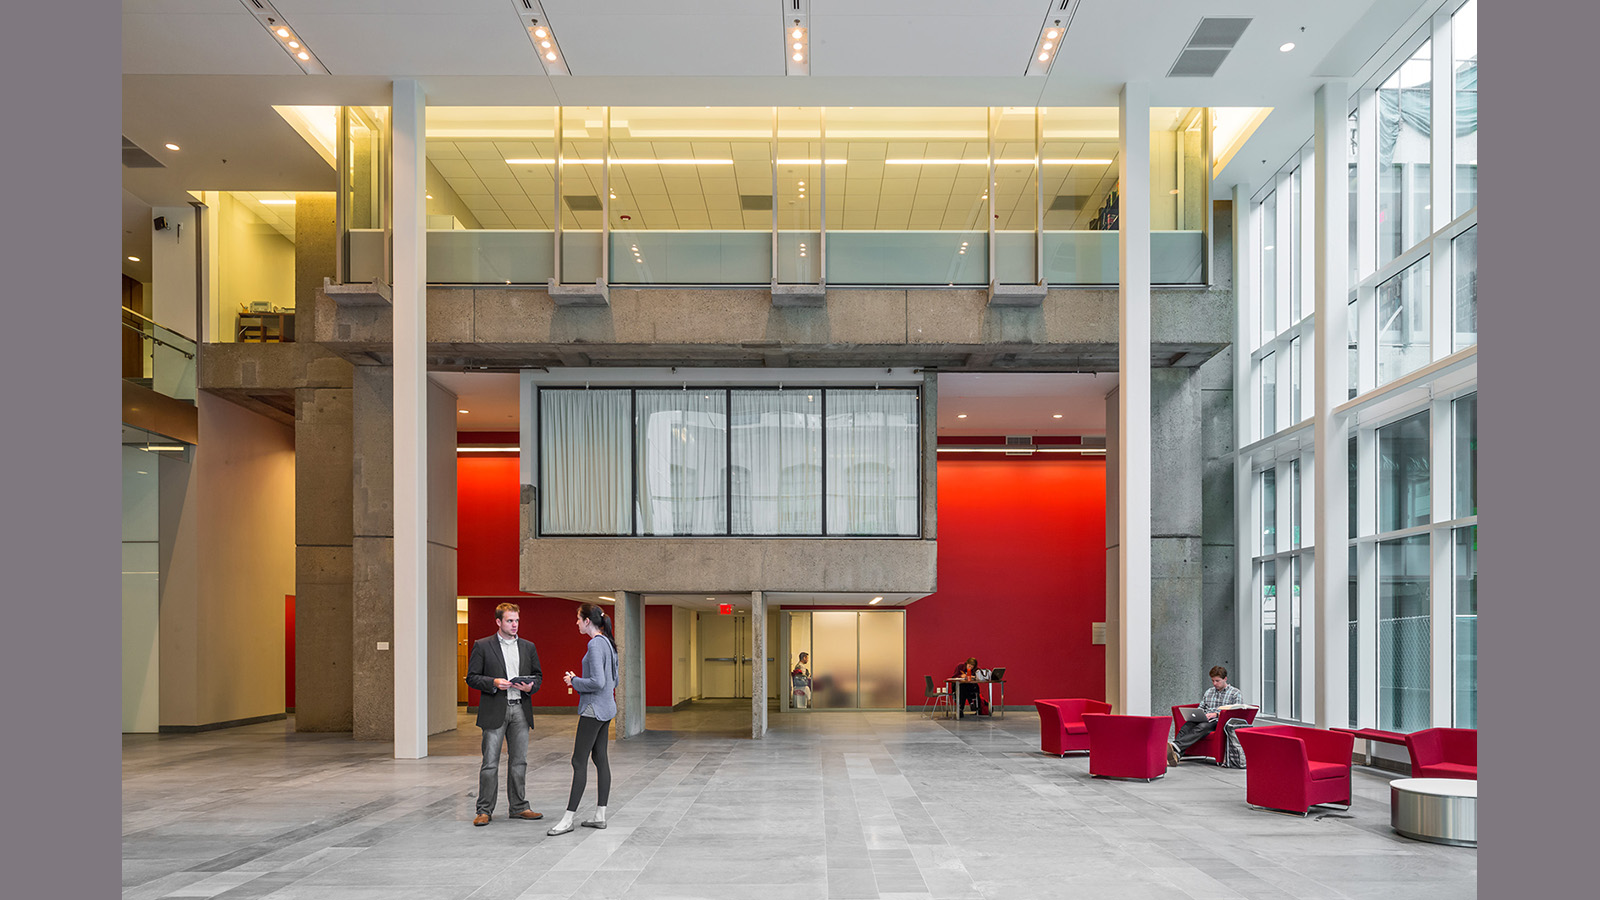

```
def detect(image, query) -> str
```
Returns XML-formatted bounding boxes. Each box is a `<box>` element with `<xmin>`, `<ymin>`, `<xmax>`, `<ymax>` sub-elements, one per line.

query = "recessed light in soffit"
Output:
<box><xmin>784</xmin><ymin>0</ymin><xmax>811</xmax><ymax>76</ymax></box>
<box><xmin>238</xmin><ymin>0</ymin><xmax>329</xmax><ymax>74</ymax></box>
<box><xmin>514</xmin><ymin>0</ymin><xmax>570</xmax><ymax>76</ymax></box>
<box><xmin>1026</xmin><ymin>1</ymin><xmax>1079</xmax><ymax>76</ymax></box>
<box><xmin>1168</xmin><ymin>17</ymin><xmax>1251</xmax><ymax>78</ymax></box>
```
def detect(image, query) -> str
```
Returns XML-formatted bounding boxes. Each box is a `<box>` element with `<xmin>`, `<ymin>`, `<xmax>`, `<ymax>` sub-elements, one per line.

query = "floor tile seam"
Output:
<box><xmin>180</xmin><ymin>795</ymin><xmax>408</xmax><ymax>873</ymax></box>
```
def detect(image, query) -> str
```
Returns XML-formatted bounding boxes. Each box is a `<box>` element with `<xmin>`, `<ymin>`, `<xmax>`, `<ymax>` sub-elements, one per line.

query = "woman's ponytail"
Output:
<box><xmin>579</xmin><ymin>602</ymin><xmax>617</xmax><ymax>651</ymax></box>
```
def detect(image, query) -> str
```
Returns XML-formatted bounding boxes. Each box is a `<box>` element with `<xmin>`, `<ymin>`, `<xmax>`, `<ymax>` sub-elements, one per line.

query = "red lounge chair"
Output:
<box><xmin>1082</xmin><ymin>713</ymin><xmax>1171</xmax><ymax>781</ymax></box>
<box><xmin>1170</xmin><ymin>704</ymin><xmax>1259</xmax><ymax>765</ymax></box>
<box><xmin>1235</xmin><ymin>725</ymin><xmax>1355</xmax><ymax>815</ymax></box>
<box><xmin>1404</xmin><ymin>728</ymin><xmax>1478</xmax><ymax>780</ymax></box>
<box><xmin>1034</xmin><ymin>698</ymin><xmax>1112</xmax><ymax>756</ymax></box>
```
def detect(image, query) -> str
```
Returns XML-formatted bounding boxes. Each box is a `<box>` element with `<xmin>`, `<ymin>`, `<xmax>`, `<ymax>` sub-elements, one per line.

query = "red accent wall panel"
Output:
<box><xmin>464</xmin><ymin>596</ymin><xmax>674</xmax><ymax>709</ymax></box>
<box><xmin>906</xmin><ymin>457</ymin><xmax>1106</xmax><ymax>707</ymax></box>
<box><xmin>285</xmin><ymin>594</ymin><xmax>295</xmax><ymax>710</ymax></box>
<box><xmin>457</xmin><ymin>456</ymin><xmax>530</xmax><ymax>598</ymax></box>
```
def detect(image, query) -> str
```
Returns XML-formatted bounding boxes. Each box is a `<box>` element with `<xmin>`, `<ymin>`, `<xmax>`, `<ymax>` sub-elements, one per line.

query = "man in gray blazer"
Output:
<box><xmin>465</xmin><ymin>602</ymin><xmax>543</xmax><ymax>825</ymax></box>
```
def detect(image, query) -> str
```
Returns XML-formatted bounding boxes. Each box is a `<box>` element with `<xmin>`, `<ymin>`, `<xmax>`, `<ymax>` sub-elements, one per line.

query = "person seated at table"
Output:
<box><xmin>952</xmin><ymin>657</ymin><xmax>987</xmax><ymax>715</ymax></box>
<box><xmin>1169</xmin><ymin>665</ymin><xmax>1246</xmax><ymax>765</ymax></box>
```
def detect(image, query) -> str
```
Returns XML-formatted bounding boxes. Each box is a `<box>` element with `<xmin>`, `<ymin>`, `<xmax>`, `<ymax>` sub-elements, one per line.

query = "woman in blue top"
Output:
<box><xmin>547</xmin><ymin>603</ymin><xmax>618</xmax><ymax>836</ymax></box>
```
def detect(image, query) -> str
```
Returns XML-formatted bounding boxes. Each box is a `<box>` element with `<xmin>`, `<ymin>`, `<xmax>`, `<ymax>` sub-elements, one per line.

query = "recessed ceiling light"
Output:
<box><xmin>1038</xmin><ymin>53</ymin><xmax>1050</xmax><ymax>62</ymax></box>
<box><xmin>425</xmin><ymin>194</ymin><xmax>433</xmax><ymax>199</ymax></box>
<box><xmin>793</xmin><ymin>53</ymin><xmax>804</xmax><ymax>61</ymax></box>
<box><xmin>297</xmin><ymin>51</ymin><xmax>310</xmax><ymax>60</ymax></box>
<box><xmin>164</xmin><ymin>143</ymin><xmax>180</xmax><ymax>151</ymax></box>
<box><xmin>534</xmin><ymin>28</ymin><xmax>547</xmax><ymax>38</ymax></box>
<box><xmin>276</xmin><ymin>28</ymin><xmax>288</xmax><ymax>38</ymax></box>
<box><xmin>459</xmin><ymin>409</ymin><xmax>469</xmax><ymax>414</ymax></box>
<box><xmin>786</xmin><ymin>17</ymin><xmax>809</xmax><ymax>76</ymax></box>
<box><xmin>1280</xmin><ymin>42</ymin><xmax>1296</xmax><ymax>52</ymax></box>
<box><xmin>546</xmin><ymin>51</ymin><xmax>557</xmax><ymax>60</ymax></box>
<box><xmin>1046</xmin><ymin>30</ymin><xmax>1059</xmax><ymax>40</ymax></box>
<box><xmin>957</xmin><ymin>413</ymin><xmax>967</xmax><ymax>418</ymax></box>
<box><xmin>870</xmin><ymin>596</ymin><xmax>883</xmax><ymax>604</ymax></box>
<box><xmin>259</xmin><ymin>198</ymin><xmax>295</xmax><ymax>205</ymax></box>
<box><xmin>1053</xmin><ymin>414</ymin><xmax>1063</xmax><ymax>419</ymax></box>
<box><xmin>288</xmin><ymin>41</ymin><xmax>299</xmax><ymax>49</ymax></box>
<box><xmin>127</xmin><ymin>256</ymin><xmax>140</xmax><ymax>262</ymax></box>
<box><xmin>521</xmin><ymin>9</ymin><xmax>569</xmax><ymax>75</ymax></box>
<box><xmin>541</xmin><ymin>40</ymin><xmax>551</xmax><ymax>48</ymax></box>
<box><xmin>792</xmin><ymin>28</ymin><xmax>803</xmax><ymax>39</ymax></box>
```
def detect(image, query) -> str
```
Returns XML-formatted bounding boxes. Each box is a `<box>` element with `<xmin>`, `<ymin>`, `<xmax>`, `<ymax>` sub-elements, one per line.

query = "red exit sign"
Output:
<box><xmin>718</xmin><ymin>603</ymin><xmax>733</xmax><ymax>615</ymax></box>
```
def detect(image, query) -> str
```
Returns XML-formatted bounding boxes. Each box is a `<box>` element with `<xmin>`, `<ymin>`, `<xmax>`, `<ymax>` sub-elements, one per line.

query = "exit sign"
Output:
<box><xmin>718</xmin><ymin>603</ymin><xmax>733</xmax><ymax>615</ymax></box>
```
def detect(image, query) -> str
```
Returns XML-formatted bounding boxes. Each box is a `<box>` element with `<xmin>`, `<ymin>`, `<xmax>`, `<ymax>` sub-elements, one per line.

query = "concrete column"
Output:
<box><xmin>1116</xmin><ymin>82</ymin><xmax>1153</xmax><ymax>715</ymax></box>
<box><xmin>392</xmin><ymin>78</ymin><xmax>428</xmax><ymax>759</ymax></box>
<box><xmin>352</xmin><ymin>366</ymin><xmax>394</xmax><ymax>742</ymax></box>
<box><xmin>614</xmin><ymin>591</ymin><xmax>645</xmax><ymax>739</ymax></box>
<box><xmin>295</xmin><ymin>384</ymin><xmax>354</xmax><ymax>731</ymax></box>
<box><xmin>1202</xmin><ymin>202</ymin><xmax>1238</xmax><ymax>689</ymax></box>
<box><xmin>1312</xmin><ymin>81</ymin><xmax>1351</xmax><ymax>729</ymax></box>
<box><xmin>750</xmin><ymin>591</ymin><xmax>769</xmax><ymax>738</ymax></box>
<box><xmin>1150</xmin><ymin>368</ymin><xmax>1203</xmax><ymax>714</ymax></box>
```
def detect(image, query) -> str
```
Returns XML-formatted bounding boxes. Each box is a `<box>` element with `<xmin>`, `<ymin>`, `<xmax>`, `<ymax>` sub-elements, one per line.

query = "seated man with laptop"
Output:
<box><xmin>1168</xmin><ymin>665</ymin><xmax>1249</xmax><ymax>765</ymax></box>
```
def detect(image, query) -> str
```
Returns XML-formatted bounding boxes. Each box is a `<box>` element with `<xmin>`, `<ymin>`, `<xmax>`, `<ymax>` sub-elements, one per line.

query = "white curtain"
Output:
<box><xmin>825</xmin><ymin>389</ymin><xmax>919</xmax><ymax>536</ymax></box>
<box><xmin>731</xmin><ymin>390</ymin><xmax>821</xmax><ymax>534</ymax></box>
<box><xmin>636</xmin><ymin>390</ymin><xmax>728</xmax><ymax>535</ymax></box>
<box><xmin>539</xmin><ymin>389</ymin><xmax>633</xmax><ymax>534</ymax></box>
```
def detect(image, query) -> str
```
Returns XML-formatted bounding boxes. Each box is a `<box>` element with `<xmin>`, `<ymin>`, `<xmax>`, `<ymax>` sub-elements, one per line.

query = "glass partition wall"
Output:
<box><xmin>787</xmin><ymin>610</ymin><xmax>906</xmax><ymax>710</ymax></box>
<box><xmin>407</xmin><ymin>106</ymin><xmax>1217</xmax><ymax>288</ymax></box>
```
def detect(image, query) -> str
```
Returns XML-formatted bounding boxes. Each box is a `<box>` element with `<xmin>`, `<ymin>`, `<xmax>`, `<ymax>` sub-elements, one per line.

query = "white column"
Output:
<box><xmin>392</xmin><ymin>79</ymin><xmax>428</xmax><ymax>759</ymax></box>
<box><xmin>1117</xmin><ymin>83</ymin><xmax>1152</xmax><ymax>716</ymax></box>
<box><xmin>1313</xmin><ymin>82</ymin><xmax>1351</xmax><ymax>730</ymax></box>
<box><xmin>1232</xmin><ymin>184</ymin><xmax>1258</xmax><ymax>700</ymax></box>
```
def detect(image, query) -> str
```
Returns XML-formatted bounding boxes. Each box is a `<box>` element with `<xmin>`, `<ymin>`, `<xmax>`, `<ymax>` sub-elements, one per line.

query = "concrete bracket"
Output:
<box><xmin>771</xmin><ymin>283</ymin><xmax>827</xmax><ymax>307</ymax></box>
<box><xmin>321</xmin><ymin>277</ymin><xmax>393</xmax><ymax>307</ymax></box>
<box><xmin>547</xmin><ymin>279</ymin><xmax>610</xmax><ymax>306</ymax></box>
<box><xmin>987</xmin><ymin>281</ymin><xmax>1048</xmax><ymax>307</ymax></box>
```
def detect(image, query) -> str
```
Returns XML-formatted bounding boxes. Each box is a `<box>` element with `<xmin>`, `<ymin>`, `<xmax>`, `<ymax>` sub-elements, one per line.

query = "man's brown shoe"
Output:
<box><xmin>512</xmin><ymin>810</ymin><xmax>544</xmax><ymax>820</ymax></box>
<box><xmin>472</xmin><ymin>814</ymin><xmax>490</xmax><ymax>826</ymax></box>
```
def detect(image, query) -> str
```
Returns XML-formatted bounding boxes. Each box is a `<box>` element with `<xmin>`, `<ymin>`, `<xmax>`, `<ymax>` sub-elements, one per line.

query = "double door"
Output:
<box><xmin>698</xmin><ymin>613</ymin><xmax>774</xmax><ymax>699</ymax></box>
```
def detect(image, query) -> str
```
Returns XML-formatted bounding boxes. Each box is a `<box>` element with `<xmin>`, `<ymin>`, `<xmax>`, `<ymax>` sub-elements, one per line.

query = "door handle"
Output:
<box><xmin>705</xmin><ymin>657</ymin><xmax>736</xmax><ymax>662</ymax></box>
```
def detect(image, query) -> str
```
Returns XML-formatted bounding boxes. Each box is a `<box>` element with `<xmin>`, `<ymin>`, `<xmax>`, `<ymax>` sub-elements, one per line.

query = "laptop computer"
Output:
<box><xmin>987</xmin><ymin>667</ymin><xmax>1006</xmax><ymax>682</ymax></box>
<box><xmin>1178</xmin><ymin>706</ymin><xmax>1210</xmax><ymax>723</ymax></box>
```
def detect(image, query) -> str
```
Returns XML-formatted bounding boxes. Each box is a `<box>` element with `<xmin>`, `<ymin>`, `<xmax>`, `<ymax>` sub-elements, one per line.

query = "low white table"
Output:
<box><xmin>1390</xmin><ymin>777</ymin><xmax>1477</xmax><ymax>847</ymax></box>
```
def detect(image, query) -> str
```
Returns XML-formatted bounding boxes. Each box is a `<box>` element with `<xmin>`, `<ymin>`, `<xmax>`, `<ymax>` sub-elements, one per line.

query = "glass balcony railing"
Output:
<box><xmin>122</xmin><ymin>308</ymin><xmax>196</xmax><ymax>402</ymax></box>
<box><xmin>414</xmin><ymin>228</ymin><xmax>1205</xmax><ymax>288</ymax></box>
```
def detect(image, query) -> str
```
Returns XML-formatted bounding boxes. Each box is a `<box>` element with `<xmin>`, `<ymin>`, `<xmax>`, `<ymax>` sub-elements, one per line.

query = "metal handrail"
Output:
<box><xmin>122</xmin><ymin>319</ymin><xmax>196</xmax><ymax>360</ymax></box>
<box><xmin>121</xmin><ymin>306</ymin><xmax>197</xmax><ymax>343</ymax></box>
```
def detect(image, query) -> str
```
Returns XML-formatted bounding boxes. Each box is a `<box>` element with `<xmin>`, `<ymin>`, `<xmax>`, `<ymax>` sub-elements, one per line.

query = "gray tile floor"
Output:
<box><xmin>123</xmin><ymin>702</ymin><xmax>1476</xmax><ymax>899</ymax></box>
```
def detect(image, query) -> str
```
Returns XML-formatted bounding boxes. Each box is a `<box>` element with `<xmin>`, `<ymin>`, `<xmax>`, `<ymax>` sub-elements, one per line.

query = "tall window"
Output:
<box><xmin>1378</xmin><ymin>411</ymin><xmax>1430</xmax><ymax>533</ymax></box>
<box><xmin>1378</xmin><ymin>534</ymin><xmax>1431</xmax><ymax>731</ymax></box>
<box><xmin>1376</xmin><ymin>257</ymin><xmax>1431</xmax><ymax>387</ymax></box>
<box><xmin>1453</xmin><ymin>226</ymin><xmax>1477</xmax><ymax>352</ymax></box>
<box><xmin>1260</xmin><ymin>353</ymin><xmax>1277</xmax><ymax>438</ymax></box>
<box><xmin>1453</xmin><ymin>0</ymin><xmax>1478</xmax><ymax>215</ymax></box>
<box><xmin>1378</xmin><ymin>40</ymin><xmax>1432</xmax><ymax>266</ymax></box>
<box><xmin>1261</xmin><ymin>559</ymin><xmax>1277</xmax><ymax>717</ymax></box>
<box><xmin>1454</xmin><ymin>526</ymin><xmax>1477</xmax><ymax>727</ymax></box>
<box><xmin>539</xmin><ymin>386</ymin><xmax>919</xmax><ymax>537</ymax></box>
<box><xmin>1261</xmin><ymin>192</ymin><xmax>1277</xmax><ymax>341</ymax></box>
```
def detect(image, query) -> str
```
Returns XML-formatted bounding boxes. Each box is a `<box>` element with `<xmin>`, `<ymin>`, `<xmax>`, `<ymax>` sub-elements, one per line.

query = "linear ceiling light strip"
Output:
<box><xmin>1025</xmin><ymin>0</ymin><xmax>1079</xmax><ymax>77</ymax></box>
<box><xmin>784</xmin><ymin>0</ymin><xmax>811</xmax><ymax>76</ymax></box>
<box><xmin>238</xmin><ymin>0</ymin><xmax>329</xmax><ymax>74</ymax></box>
<box><xmin>515</xmin><ymin>0</ymin><xmax>570</xmax><ymax>76</ymax></box>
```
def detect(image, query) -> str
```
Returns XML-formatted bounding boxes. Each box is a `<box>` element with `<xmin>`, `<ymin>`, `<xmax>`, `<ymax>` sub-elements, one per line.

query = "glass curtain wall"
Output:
<box><xmin>777</xmin><ymin>108</ymin><xmax>823</xmax><ymax>284</ymax></box>
<box><xmin>559</xmin><ymin>107</ymin><xmax>606</xmax><ymax>283</ymax></box>
<box><xmin>341</xmin><ymin>106</ymin><xmax>389</xmax><ymax>284</ymax></box>
<box><xmin>1242</xmin><ymin>0</ymin><xmax>1478</xmax><ymax>731</ymax></box>
<box><xmin>1041</xmin><ymin>107</ymin><xmax>1121</xmax><ymax>285</ymax></box>
<box><xmin>1150</xmin><ymin>108</ymin><xmax>1210</xmax><ymax>284</ymax></box>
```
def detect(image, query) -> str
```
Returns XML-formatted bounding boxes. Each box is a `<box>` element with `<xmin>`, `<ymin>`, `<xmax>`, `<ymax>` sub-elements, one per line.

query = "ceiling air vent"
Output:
<box><xmin>564</xmin><ymin>195</ymin><xmax>602</xmax><ymax>212</ymax></box>
<box><xmin>1049</xmin><ymin>195</ymin><xmax>1088</xmax><ymax>212</ymax></box>
<box><xmin>122</xmin><ymin>137</ymin><xmax>164</xmax><ymax>169</ymax></box>
<box><xmin>1004</xmin><ymin>435</ymin><xmax>1034</xmax><ymax>456</ymax></box>
<box><xmin>1167</xmin><ymin>17</ymin><xmax>1251</xmax><ymax>78</ymax></box>
<box><xmin>740</xmin><ymin>195</ymin><xmax>773</xmax><ymax>211</ymax></box>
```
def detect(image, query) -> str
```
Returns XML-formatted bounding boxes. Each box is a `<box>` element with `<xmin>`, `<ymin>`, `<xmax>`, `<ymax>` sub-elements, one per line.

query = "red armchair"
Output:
<box><xmin>1235</xmin><ymin>725</ymin><xmax>1355</xmax><ymax>815</ymax></box>
<box><xmin>1082</xmin><ymin>713</ymin><xmax>1170</xmax><ymax>781</ymax></box>
<box><xmin>1035</xmin><ymin>698</ymin><xmax>1112</xmax><ymax>756</ymax></box>
<box><xmin>1170</xmin><ymin>704</ymin><xmax>1259</xmax><ymax>765</ymax></box>
<box><xmin>1404</xmin><ymin>728</ymin><xmax>1478</xmax><ymax>779</ymax></box>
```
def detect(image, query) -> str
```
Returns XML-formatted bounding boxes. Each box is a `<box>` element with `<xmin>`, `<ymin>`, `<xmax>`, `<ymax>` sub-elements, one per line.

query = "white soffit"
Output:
<box><xmin>123</xmin><ymin>11</ymin><xmax>304</xmax><ymax>75</ymax></box>
<box><xmin>543</xmin><ymin>12</ymin><xmax>784</xmax><ymax>77</ymax></box>
<box><xmin>275</xmin><ymin>12</ymin><xmax>543</xmax><ymax>77</ymax></box>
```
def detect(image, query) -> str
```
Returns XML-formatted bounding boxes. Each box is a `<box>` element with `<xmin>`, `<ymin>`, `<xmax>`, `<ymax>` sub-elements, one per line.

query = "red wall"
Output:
<box><xmin>906</xmin><ymin>456</ymin><xmax>1106</xmax><ymax>707</ymax></box>
<box><xmin>464</xmin><ymin>597</ymin><xmax>673</xmax><ymax>708</ymax></box>
<box><xmin>456</xmin><ymin>444</ymin><xmax>1106</xmax><ymax>714</ymax></box>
